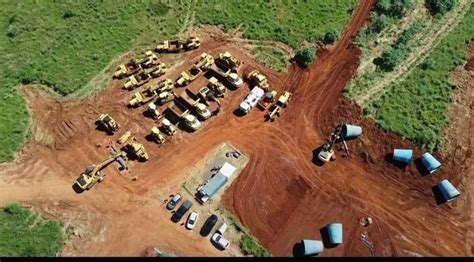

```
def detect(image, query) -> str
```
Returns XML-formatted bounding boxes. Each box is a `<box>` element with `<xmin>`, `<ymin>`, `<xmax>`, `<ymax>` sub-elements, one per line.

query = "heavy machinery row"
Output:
<box><xmin>75</xmin><ymin>36</ymin><xmax>294</xmax><ymax>191</ymax></box>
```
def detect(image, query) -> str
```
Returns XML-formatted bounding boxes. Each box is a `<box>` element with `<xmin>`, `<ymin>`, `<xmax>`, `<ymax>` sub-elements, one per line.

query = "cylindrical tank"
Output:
<box><xmin>421</xmin><ymin>152</ymin><xmax>441</xmax><ymax>174</ymax></box>
<box><xmin>341</xmin><ymin>124</ymin><xmax>362</xmax><ymax>139</ymax></box>
<box><xmin>301</xmin><ymin>239</ymin><xmax>324</xmax><ymax>256</ymax></box>
<box><xmin>438</xmin><ymin>179</ymin><xmax>460</xmax><ymax>202</ymax></box>
<box><xmin>393</xmin><ymin>149</ymin><xmax>413</xmax><ymax>164</ymax></box>
<box><xmin>327</xmin><ymin>223</ymin><xmax>343</xmax><ymax>245</ymax></box>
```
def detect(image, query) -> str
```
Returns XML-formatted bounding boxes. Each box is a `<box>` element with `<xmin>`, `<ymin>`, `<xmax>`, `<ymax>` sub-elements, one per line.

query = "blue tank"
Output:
<box><xmin>421</xmin><ymin>152</ymin><xmax>441</xmax><ymax>174</ymax></box>
<box><xmin>438</xmin><ymin>179</ymin><xmax>460</xmax><ymax>202</ymax></box>
<box><xmin>393</xmin><ymin>149</ymin><xmax>413</xmax><ymax>164</ymax></box>
<box><xmin>341</xmin><ymin>124</ymin><xmax>362</xmax><ymax>139</ymax></box>
<box><xmin>327</xmin><ymin>223</ymin><xmax>343</xmax><ymax>245</ymax></box>
<box><xmin>301</xmin><ymin>239</ymin><xmax>324</xmax><ymax>256</ymax></box>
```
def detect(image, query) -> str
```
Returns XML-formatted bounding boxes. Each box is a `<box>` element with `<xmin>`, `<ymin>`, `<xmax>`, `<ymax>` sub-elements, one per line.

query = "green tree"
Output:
<box><xmin>323</xmin><ymin>29</ymin><xmax>339</xmax><ymax>44</ymax></box>
<box><xmin>426</xmin><ymin>0</ymin><xmax>456</xmax><ymax>15</ymax></box>
<box><xmin>375</xmin><ymin>47</ymin><xmax>405</xmax><ymax>71</ymax></box>
<box><xmin>372</xmin><ymin>14</ymin><xmax>390</xmax><ymax>33</ymax></box>
<box><xmin>294</xmin><ymin>47</ymin><xmax>316</xmax><ymax>68</ymax></box>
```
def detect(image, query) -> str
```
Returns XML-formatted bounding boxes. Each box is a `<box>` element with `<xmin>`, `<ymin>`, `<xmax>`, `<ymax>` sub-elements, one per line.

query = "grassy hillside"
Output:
<box><xmin>0</xmin><ymin>0</ymin><xmax>356</xmax><ymax>162</ymax></box>
<box><xmin>0</xmin><ymin>203</ymin><xmax>65</xmax><ymax>256</ymax></box>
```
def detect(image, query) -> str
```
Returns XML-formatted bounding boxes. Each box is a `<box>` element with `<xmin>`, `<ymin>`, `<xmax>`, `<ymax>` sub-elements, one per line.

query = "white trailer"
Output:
<box><xmin>239</xmin><ymin>86</ymin><xmax>265</xmax><ymax>114</ymax></box>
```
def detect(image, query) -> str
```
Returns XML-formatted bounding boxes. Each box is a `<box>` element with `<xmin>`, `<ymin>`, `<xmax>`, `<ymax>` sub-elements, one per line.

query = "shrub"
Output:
<box><xmin>294</xmin><ymin>47</ymin><xmax>316</xmax><ymax>68</ymax></box>
<box><xmin>374</xmin><ymin>47</ymin><xmax>404</xmax><ymax>71</ymax></box>
<box><xmin>371</xmin><ymin>14</ymin><xmax>390</xmax><ymax>33</ymax></box>
<box><xmin>240</xmin><ymin>235</ymin><xmax>271</xmax><ymax>257</ymax></box>
<box><xmin>323</xmin><ymin>29</ymin><xmax>339</xmax><ymax>44</ymax></box>
<box><xmin>426</xmin><ymin>0</ymin><xmax>456</xmax><ymax>15</ymax></box>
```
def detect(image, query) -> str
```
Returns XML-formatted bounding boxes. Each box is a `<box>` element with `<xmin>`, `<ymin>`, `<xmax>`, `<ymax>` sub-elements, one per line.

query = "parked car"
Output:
<box><xmin>212</xmin><ymin>233</ymin><xmax>230</xmax><ymax>250</ymax></box>
<box><xmin>166</xmin><ymin>193</ymin><xmax>182</xmax><ymax>210</ymax></box>
<box><xmin>200</xmin><ymin>214</ymin><xmax>218</xmax><ymax>236</ymax></box>
<box><xmin>171</xmin><ymin>200</ymin><xmax>192</xmax><ymax>222</ymax></box>
<box><xmin>186</xmin><ymin>211</ymin><xmax>199</xmax><ymax>230</ymax></box>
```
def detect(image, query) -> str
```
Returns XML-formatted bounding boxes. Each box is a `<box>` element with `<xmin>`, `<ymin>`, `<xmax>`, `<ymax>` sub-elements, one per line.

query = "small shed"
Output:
<box><xmin>421</xmin><ymin>152</ymin><xmax>441</xmax><ymax>174</ymax></box>
<box><xmin>301</xmin><ymin>239</ymin><xmax>324</xmax><ymax>256</ymax></box>
<box><xmin>341</xmin><ymin>124</ymin><xmax>362</xmax><ymax>139</ymax></box>
<box><xmin>438</xmin><ymin>179</ymin><xmax>460</xmax><ymax>203</ymax></box>
<box><xmin>393</xmin><ymin>149</ymin><xmax>413</xmax><ymax>164</ymax></box>
<box><xmin>327</xmin><ymin>223</ymin><xmax>343</xmax><ymax>245</ymax></box>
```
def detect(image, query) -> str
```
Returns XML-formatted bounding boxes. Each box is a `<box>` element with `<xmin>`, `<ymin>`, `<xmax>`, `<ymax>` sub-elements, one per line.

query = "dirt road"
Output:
<box><xmin>0</xmin><ymin>0</ymin><xmax>470</xmax><ymax>257</ymax></box>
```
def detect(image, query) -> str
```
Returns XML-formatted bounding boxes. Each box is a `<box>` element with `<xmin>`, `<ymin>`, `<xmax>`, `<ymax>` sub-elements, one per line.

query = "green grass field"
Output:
<box><xmin>0</xmin><ymin>0</ymin><xmax>356</xmax><ymax>162</ymax></box>
<box><xmin>251</xmin><ymin>46</ymin><xmax>289</xmax><ymax>72</ymax></box>
<box><xmin>366</xmin><ymin>5</ymin><xmax>473</xmax><ymax>150</ymax></box>
<box><xmin>0</xmin><ymin>203</ymin><xmax>65</xmax><ymax>256</ymax></box>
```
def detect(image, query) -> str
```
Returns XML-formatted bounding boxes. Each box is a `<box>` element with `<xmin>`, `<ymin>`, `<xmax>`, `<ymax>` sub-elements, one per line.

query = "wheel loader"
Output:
<box><xmin>98</xmin><ymin>114</ymin><xmax>120</xmax><ymax>133</ymax></box>
<box><xmin>161</xmin><ymin>118</ymin><xmax>177</xmax><ymax>136</ymax></box>
<box><xmin>75</xmin><ymin>151</ymin><xmax>126</xmax><ymax>190</ymax></box>
<box><xmin>123</xmin><ymin>71</ymin><xmax>152</xmax><ymax>90</ymax></box>
<box><xmin>113</xmin><ymin>60</ymin><xmax>141</xmax><ymax>79</ymax></box>
<box><xmin>267</xmin><ymin>91</ymin><xmax>292</xmax><ymax>121</ymax></box>
<box><xmin>150</xmin><ymin>126</ymin><xmax>166</xmax><ymax>144</ymax></box>
<box><xmin>216</xmin><ymin>51</ymin><xmax>241</xmax><ymax>72</ymax></box>
<box><xmin>248</xmin><ymin>70</ymin><xmax>270</xmax><ymax>91</ymax></box>
<box><xmin>117</xmin><ymin>131</ymin><xmax>149</xmax><ymax>161</ymax></box>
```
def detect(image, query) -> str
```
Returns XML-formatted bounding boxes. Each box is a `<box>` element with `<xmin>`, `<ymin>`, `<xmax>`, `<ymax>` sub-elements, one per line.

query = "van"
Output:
<box><xmin>217</xmin><ymin>223</ymin><xmax>228</xmax><ymax>235</ymax></box>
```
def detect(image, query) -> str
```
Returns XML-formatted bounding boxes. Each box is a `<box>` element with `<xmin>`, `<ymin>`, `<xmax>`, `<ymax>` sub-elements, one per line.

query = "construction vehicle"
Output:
<box><xmin>113</xmin><ymin>60</ymin><xmax>140</xmax><ymax>79</ymax></box>
<box><xmin>155</xmin><ymin>37</ymin><xmax>201</xmax><ymax>53</ymax></box>
<box><xmin>168</xmin><ymin>100</ymin><xmax>202</xmax><ymax>131</ymax></box>
<box><xmin>208</xmin><ymin>67</ymin><xmax>243</xmax><ymax>89</ymax></box>
<box><xmin>147</xmin><ymin>102</ymin><xmax>162</xmax><ymax>120</ymax></box>
<box><xmin>128</xmin><ymin>85</ymin><xmax>158</xmax><ymax>107</ymax></box>
<box><xmin>207</xmin><ymin>77</ymin><xmax>226</xmax><ymax>97</ymax></box>
<box><xmin>248</xmin><ymin>70</ymin><xmax>270</xmax><ymax>91</ymax></box>
<box><xmin>156</xmin><ymin>78</ymin><xmax>174</xmax><ymax>93</ymax></box>
<box><xmin>317</xmin><ymin>126</ymin><xmax>344</xmax><ymax>163</ymax></box>
<box><xmin>216</xmin><ymin>51</ymin><xmax>241</xmax><ymax>72</ymax></box>
<box><xmin>176</xmin><ymin>90</ymin><xmax>212</xmax><ymax>120</ymax></box>
<box><xmin>150</xmin><ymin>126</ymin><xmax>166</xmax><ymax>144</ymax></box>
<box><xmin>239</xmin><ymin>86</ymin><xmax>265</xmax><ymax>115</ymax></box>
<box><xmin>123</xmin><ymin>71</ymin><xmax>152</xmax><ymax>90</ymax></box>
<box><xmin>156</xmin><ymin>91</ymin><xmax>175</xmax><ymax>105</ymax></box>
<box><xmin>161</xmin><ymin>118</ymin><xmax>177</xmax><ymax>136</ymax></box>
<box><xmin>195</xmin><ymin>52</ymin><xmax>214</xmax><ymax>71</ymax></box>
<box><xmin>147</xmin><ymin>63</ymin><xmax>168</xmax><ymax>78</ymax></box>
<box><xmin>138</xmin><ymin>51</ymin><xmax>160</xmax><ymax>69</ymax></box>
<box><xmin>75</xmin><ymin>151</ymin><xmax>126</xmax><ymax>190</ymax></box>
<box><xmin>117</xmin><ymin>131</ymin><xmax>149</xmax><ymax>161</ymax></box>
<box><xmin>267</xmin><ymin>91</ymin><xmax>293</xmax><ymax>121</ymax></box>
<box><xmin>98</xmin><ymin>114</ymin><xmax>120</xmax><ymax>134</ymax></box>
<box><xmin>176</xmin><ymin>65</ymin><xmax>202</xmax><ymax>87</ymax></box>
<box><xmin>257</xmin><ymin>90</ymin><xmax>277</xmax><ymax>111</ymax></box>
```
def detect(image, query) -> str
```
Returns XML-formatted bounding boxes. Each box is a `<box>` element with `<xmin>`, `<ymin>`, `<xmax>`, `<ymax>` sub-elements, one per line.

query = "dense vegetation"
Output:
<box><xmin>0</xmin><ymin>0</ymin><xmax>357</xmax><ymax>162</ymax></box>
<box><xmin>427</xmin><ymin>0</ymin><xmax>456</xmax><ymax>15</ymax></box>
<box><xmin>295</xmin><ymin>47</ymin><xmax>317</xmax><ymax>68</ymax></box>
<box><xmin>0</xmin><ymin>203</ymin><xmax>65</xmax><ymax>256</ymax></box>
<box><xmin>239</xmin><ymin>234</ymin><xmax>271</xmax><ymax>257</ymax></box>
<box><xmin>367</xmin><ymin>4</ymin><xmax>472</xmax><ymax>150</ymax></box>
<box><xmin>251</xmin><ymin>47</ymin><xmax>289</xmax><ymax>72</ymax></box>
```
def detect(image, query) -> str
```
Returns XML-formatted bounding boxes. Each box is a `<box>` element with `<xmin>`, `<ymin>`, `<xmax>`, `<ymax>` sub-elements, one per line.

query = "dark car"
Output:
<box><xmin>166</xmin><ymin>193</ymin><xmax>182</xmax><ymax>210</ymax></box>
<box><xmin>171</xmin><ymin>200</ymin><xmax>192</xmax><ymax>222</ymax></box>
<box><xmin>200</xmin><ymin>214</ymin><xmax>218</xmax><ymax>236</ymax></box>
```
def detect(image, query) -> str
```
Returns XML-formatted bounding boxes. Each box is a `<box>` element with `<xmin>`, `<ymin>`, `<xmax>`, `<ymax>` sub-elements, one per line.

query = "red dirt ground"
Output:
<box><xmin>0</xmin><ymin>0</ymin><xmax>470</xmax><ymax>257</ymax></box>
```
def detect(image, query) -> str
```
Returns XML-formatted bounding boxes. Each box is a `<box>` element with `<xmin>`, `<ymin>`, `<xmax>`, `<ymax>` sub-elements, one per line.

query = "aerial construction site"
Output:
<box><xmin>0</xmin><ymin>0</ymin><xmax>472</xmax><ymax>258</ymax></box>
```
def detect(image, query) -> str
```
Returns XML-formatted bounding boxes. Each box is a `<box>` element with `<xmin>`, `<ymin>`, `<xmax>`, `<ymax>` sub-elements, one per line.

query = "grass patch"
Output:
<box><xmin>239</xmin><ymin>234</ymin><xmax>271</xmax><ymax>257</ymax></box>
<box><xmin>0</xmin><ymin>203</ymin><xmax>65</xmax><ymax>257</ymax></box>
<box><xmin>251</xmin><ymin>46</ymin><xmax>289</xmax><ymax>72</ymax></box>
<box><xmin>365</xmin><ymin>4</ymin><xmax>473</xmax><ymax>150</ymax></box>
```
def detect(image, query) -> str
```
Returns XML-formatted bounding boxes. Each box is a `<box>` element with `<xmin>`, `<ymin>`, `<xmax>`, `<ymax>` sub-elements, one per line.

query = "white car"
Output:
<box><xmin>212</xmin><ymin>233</ymin><xmax>230</xmax><ymax>250</ymax></box>
<box><xmin>186</xmin><ymin>211</ymin><xmax>199</xmax><ymax>230</ymax></box>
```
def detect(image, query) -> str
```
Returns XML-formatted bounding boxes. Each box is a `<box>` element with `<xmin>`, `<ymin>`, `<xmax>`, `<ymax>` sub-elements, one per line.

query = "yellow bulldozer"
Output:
<box><xmin>117</xmin><ymin>131</ymin><xmax>149</xmax><ymax>161</ymax></box>
<box><xmin>75</xmin><ymin>151</ymin><xmax>126</xmax><ymax>190</ymax></box>
<box><xmin>98</xmin><ymin>114</ymin><xmax>120</xmax><ymax>134</ymax></box>
<box><xmin>248</xmin><ymin>70</ymin><xmax>270</xmax><ymax>92</ymax></box>
<box><xmin>267</xmin><ymin>91</ymin><xmax>292</xmax><ymax>121</ymax></box>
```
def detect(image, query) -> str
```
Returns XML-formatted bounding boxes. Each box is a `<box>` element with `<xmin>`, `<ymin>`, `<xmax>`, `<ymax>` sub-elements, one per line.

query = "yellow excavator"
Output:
<box><xmin>118</xmin><ymin>131</ymin><xmax>149</xmax><ymax>161</ymax></box>
<box><xmin>75</xmin><ymin>151</ymin><xmax>126</xmax><ymax>190</ymax></box>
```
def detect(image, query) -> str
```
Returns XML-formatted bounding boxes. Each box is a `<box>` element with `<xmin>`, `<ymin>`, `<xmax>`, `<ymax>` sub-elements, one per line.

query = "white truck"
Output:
<box><xmin>239</xmin><ymin>86</ymin><xmax>265</xmax><ymax>114</ymax></box>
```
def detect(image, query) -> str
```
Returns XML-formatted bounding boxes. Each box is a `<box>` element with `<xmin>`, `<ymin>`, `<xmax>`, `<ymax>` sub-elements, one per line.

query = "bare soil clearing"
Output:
<box><xmin>0</xmin><ymin>0</ymin><xmax>470</xmax><ymax>257</ymax></box>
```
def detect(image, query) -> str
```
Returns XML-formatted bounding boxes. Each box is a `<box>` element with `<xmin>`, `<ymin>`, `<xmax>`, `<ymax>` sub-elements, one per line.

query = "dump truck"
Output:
<box><xmin>128</xmin><ymin>85</ymin><xmax>158</xmax><ymax>107</ymax></box>
<box><xmin>207</xmin><ymin>77</ymin><xmax>226</xmax><ymax>97</ymax></box>
<box><xmin>98</xmin><ymin>114</ymin><xmax>120</xmax><ymax>134</ymax></box>
<box><xmin>156</xmin><ymin>91</ymin><xmax>175</xmax><ymax>106</ymax></box>
<box><xmin>176</xmin><ymin>90</ymin><xmax>211</xmax><ymax>120</ymax></box>
<box><xmin>208</xmin><ymin>67</ymin><xmax>243</xmax><ymax>90</ymax></box>
<box><xmin>75</xmin><ymin>151</ymin><xmax>126</xmax><ymax>190</ymax></box>
<box><xmin>216</xmin><ymin>51</ymin><xmax>241</xmax><ymax>72</ymax></box>
<box><xmin>117</xmin><ymin>131</ymin><xmax>149</xmax><ymax>161</ymax></box>
<box><xmin>267</xmin><ymin>91</ymin><xmax>292</xmax><ymax>121</ymax></box>
<box><xmin>147</xmin><ymin>63</ymin><xmax>168</xmax><ymax>78</ymax></box>
<box><xmin>150</xmin><ymin>126</ymin><xmax>166</xmax><ymax>144</ymax></box>
<box><xmin>183</xmin><ymin>36</ymin><xmax>201</xmax><ymax>50</ymax></box>
<box><xmin>168</xmin><ymin>100</ymin><xmax>202</xmax><ymax>131</ymax></box>
<box><xmin>161</xmin><ymin>118</ymin><xmax>177</xmax><ymax>136</ymax></box>
<box><xmin>176</xmin><ymin>65</ymin><xmax>202</xmax><ymax>87</ymax></box>
<box><xmin>155</xmin><ymin>37</ymin><xmax>201</xmax><ymax>53</ymax></box>
<box><xmin>248</xmin><ymin>70</ymin><xmax>270</xmax><ymax>91</ymax></box>
<box><xmin>123</xmin><ymin>71</ymin><xmax>152</xmax><ymax>90</ymax></box>
<box><xmin>239</xmin><ymin>86</ymin><xmax>265</xmax><ymax>115</ymax></box>
<box><xmin>257</xmin><ymin>90</ymin><xmax>277</xmax><ymax>111</ymax></box>
<box><xmin>113</xmin><ymin>60</ymin><xmax>141</xmax><ymax>79</ymax></box>
<box><xmin>138</xmin><ymin>51</ymin><xmax>160</xmax><ymax>69</ymax></box>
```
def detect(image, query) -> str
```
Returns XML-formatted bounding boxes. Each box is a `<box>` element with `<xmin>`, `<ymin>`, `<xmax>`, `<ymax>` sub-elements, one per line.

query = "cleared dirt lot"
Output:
<box><xmin>0</xmin><ymin>0</ymin><xmax>471</xmax><ymax>257</ymax></box>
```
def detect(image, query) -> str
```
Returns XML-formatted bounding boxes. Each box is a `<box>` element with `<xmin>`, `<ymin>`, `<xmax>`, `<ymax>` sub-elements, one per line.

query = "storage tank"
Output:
<box><xmin>327</xmin><ymin>223</ymin><xmax>343</xmax><ymax>245</ymax></box>
<box><xmin>393</xmin><ymin>149</ymin><xmax>413</xmax><ymax>164</ymax></box>
<box><xmin>301</xmin><ymin>239</ymin><xmax>324</xmax><ymax>256</ymax></box>
<box><xmin>341</xmin><ymin>124</ymin><xmax>362</xmax><ymax>139</ymax></box>
<box><xmin>438</xmin><ymin>179</ymin><xmax>460</xmax><ymax>202</ymax></box>
<box><xmin>421</xmin><ymin>152</ymin><xmax>441</xmax><ymax>174</ymax></box>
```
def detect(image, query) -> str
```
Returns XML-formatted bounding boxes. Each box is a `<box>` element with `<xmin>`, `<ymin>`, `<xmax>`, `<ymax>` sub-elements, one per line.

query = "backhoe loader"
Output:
<box><xmin>75</xmin><ymin>151</ymin><xmax>126</xmax><ymax>190</ymax></box>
